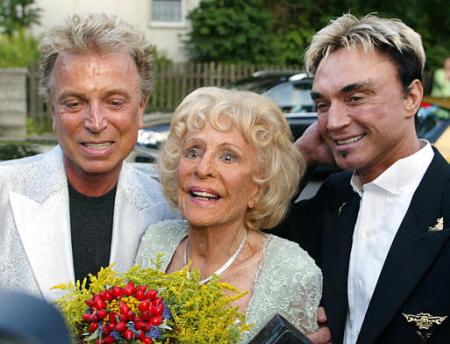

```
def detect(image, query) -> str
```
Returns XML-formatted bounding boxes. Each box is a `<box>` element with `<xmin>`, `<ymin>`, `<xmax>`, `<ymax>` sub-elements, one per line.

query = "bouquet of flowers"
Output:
<box><xmin>53</xmin><ymin>256</ymin><xmax>251</xmax><ymax>344</ymax></box>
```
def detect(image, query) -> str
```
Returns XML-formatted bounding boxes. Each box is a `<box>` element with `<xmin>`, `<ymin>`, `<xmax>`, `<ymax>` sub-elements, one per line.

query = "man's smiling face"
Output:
<box><xmin>50</xmin><ymin>51</ymin><xmax>146</xmax><ymax>183</ymax></box>
<box><xmin>312</xmin><ymin>47</ymin><xmax>420</xmax><ymax>183</ymax></box>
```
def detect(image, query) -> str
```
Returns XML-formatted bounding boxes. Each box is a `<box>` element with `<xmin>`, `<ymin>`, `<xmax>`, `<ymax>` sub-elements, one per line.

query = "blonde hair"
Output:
<box><xmin>305</xmin><ymin>14</ymin><xmax>425</xmax><ymax>88</ymax></box>
<box><xmin>39</xmin><ymin>13</ymin><xmax>153</xmax><ymax>97</ymax></box>
<box><xmin>158</xmin><ymin>87</ymin><xmax>305</xmax><ymax>230</ymax></box>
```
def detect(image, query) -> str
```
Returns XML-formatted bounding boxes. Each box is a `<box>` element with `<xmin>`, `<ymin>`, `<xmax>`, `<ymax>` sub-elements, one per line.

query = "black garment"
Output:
<box><xmin>275</xmin><ymin>148</ymin><xmax>450</xmax><ymax>344</ymax></box>
<box><xmin>69</xmin><ymin>183</ymin><xmax>116</xmax><ymax>282</ymax></box>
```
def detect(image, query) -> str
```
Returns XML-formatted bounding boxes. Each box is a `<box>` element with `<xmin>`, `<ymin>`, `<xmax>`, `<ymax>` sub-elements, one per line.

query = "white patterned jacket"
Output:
<box><xmin>0</xmin><ymin>146</ymin><xmax>175</xmax><ymax>301</ymax></box>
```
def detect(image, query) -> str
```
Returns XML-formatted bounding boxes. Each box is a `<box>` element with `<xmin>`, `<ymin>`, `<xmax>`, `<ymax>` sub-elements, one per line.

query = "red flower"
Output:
<box><xmin>124</xmin><ymin>282</ymin><xmax>136</xmax><ymax>296</ymax></box>
<box><xmin>93</xmin><ymin>295</ymin><xmax>106</xmax><ymax>310</ymax></box>
<box><xmin>79</xmin><ymin>282</ymin><xmax>172</xmax><ymax>343</ymax></box>
<box><xmin>111</xmin><ymin>286</ymin><xmax>124</xmax><ymax>299</ymax></box>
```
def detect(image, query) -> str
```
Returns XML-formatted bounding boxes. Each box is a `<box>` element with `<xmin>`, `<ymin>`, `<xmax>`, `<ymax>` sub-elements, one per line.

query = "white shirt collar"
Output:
<box><xmin>350</xmin><ymin>140</ymin><xmax>434</xmax><ymax>196</ymax></box>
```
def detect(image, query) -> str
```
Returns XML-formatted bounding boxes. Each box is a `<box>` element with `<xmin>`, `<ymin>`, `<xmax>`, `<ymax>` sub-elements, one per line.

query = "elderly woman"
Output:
<box><xmin>135</xmin><ymin>87</ymin><xmax>322</xmax><ymax>342</ymax></box>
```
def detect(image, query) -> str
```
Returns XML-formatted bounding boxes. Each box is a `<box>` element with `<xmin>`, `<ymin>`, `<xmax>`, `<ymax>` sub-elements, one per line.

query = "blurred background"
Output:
<box><xmin>0</xmin><ymin>0</ymin><xmax>448</xmax><ymax>166</ymax></box>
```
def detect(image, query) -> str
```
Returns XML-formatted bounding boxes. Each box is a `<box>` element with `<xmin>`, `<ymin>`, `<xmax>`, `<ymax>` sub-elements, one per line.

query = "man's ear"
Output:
<box><xmin>404</xmin><ymin>79</ymin><xmax>423</xmax><ymax>119</ymax></box>
<box><xmin>138</xmin><ymin>95</ymin><xmax>148</xmax><ymax>129</ymax></box>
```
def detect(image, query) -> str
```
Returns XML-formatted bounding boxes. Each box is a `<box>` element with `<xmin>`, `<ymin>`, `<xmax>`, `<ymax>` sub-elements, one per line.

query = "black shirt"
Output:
<box><xmin>69</xmin><ymin>183</ymin><xmax>116</xmax><ymax>282</ymax></box>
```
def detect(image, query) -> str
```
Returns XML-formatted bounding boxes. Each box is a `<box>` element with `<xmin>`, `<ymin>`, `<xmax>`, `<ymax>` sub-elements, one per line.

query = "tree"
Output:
<box><xmin>185</xmin><ymin>0</ymin><xmax>281</xmax><ymax>64</ymax></box>
<box><xmin>0</xmin><ymin>0</ymin><xmax>41</xmax><ymax>37</ymax></box>
<box><xmin>0</xmin><ymin>30</ymin><xmax>39</xmax><ymax>67</ymax></box>
<box><xmin>186</xmin><ymin>0</ymin><xmax>449</xmax><ymax>70</ymax></box>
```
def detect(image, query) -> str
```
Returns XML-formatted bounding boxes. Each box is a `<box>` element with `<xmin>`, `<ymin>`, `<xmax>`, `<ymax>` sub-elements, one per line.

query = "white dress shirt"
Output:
<box><xmin>343</xmin><ymin>141</ymin><xmax>434</xmax><ymax>344</ymax></box>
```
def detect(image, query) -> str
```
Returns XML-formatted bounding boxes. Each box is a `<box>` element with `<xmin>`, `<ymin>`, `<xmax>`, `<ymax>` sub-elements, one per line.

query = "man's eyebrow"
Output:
<box><xmin>103</xmin><ymin>89</ymin><xmax>132</xmax><ymax>98</ymax></box>
<box><xmin>340</xmin><ymin>81</ymin><xmax>375</xmax><ymax>94</ymax></box>
<box><xmin>55</xmin><ymin>88</ymin><xmax>132</xmax><ymax>101</ymax></box>
<box><xmin>310</xmin><ymin>80</ymin><xmax>376</xmax><ymax>100</ymax></box>
<box><xmin>56</xmin><ymin>90</ymin><xmax>84</xmax><ymax>102</ymax></box>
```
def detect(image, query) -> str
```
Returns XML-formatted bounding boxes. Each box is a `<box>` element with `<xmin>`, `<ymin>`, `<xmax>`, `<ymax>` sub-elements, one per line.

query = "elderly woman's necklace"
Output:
<box><xmin>184</xmin><ymin>230</ymin><xmax>248</xmax><ymax>284</ymax></box>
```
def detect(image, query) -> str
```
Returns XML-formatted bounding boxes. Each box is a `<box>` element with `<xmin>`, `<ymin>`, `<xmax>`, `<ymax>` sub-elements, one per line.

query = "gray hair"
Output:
<box><xmin>39</xmin><ymin>13</ymin><xmax>153</xmax><ymax>97</ymax></box>
<box><xmin>305</xmin><ymin>14</ymin><xmax>425</xmax><ymax>88</ymax></box>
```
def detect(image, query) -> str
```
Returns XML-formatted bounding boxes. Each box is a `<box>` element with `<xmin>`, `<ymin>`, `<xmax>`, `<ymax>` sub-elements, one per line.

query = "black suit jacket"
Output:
<box><xmin>275</xmin><ymin>148</ymin><xmax>450</xmax><ymax>344</ymax></box>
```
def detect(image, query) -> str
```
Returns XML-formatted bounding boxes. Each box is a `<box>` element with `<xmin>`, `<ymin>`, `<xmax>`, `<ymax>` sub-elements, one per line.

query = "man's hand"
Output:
<box><xmin>295</xmin><ymin>122</ymin><xmax>335</xmax><ymax>168</ymax></box>
<box><xmin>307</xmin><ymin>307</ymin><xmax>332</xmax><ymax>344</ymax></box>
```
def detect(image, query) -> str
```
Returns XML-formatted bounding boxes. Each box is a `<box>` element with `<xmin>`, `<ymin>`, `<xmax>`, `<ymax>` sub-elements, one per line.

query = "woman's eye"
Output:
<box><xmin>220</xmin><ymin>152</ymin><xmax>237</xmax><ymax>163</ymax></box>
<box><xmin>185</xmin><ymin>148</ymin><xmax>201</xmax><ymax>159</ymax></box>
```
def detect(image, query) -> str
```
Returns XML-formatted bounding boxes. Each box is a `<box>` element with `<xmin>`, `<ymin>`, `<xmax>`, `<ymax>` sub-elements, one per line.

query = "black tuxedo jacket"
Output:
<box><xmin>275</xmin><ymin>149</ymin><xmax>450</xmax><ymax>344</ymax></box>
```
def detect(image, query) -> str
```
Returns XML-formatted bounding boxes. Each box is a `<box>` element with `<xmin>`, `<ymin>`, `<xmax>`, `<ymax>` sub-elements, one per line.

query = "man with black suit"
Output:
<box><xmin>276</xmin><ymin>14</ymin><xmax>450</xmax><ymax>344</ymax></box>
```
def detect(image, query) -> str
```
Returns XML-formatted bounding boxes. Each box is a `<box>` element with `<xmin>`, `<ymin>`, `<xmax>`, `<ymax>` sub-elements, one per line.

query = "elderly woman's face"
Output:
<box><xmin>177</xmin><ymin>120</ymin><xmax>260</xmax><ymax>229</ymax></box>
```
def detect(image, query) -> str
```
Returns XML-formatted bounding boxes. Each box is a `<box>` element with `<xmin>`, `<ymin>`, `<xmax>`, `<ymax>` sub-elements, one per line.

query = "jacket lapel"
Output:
<box><xmin>357</xmin><ymin>150</ymin><xmax>450</xmax><ymax>344</ymax></box>
<box><xmin>109</xmin><ymin>163</ymin><xmax>175</xmax><ymax>272</ymax></box>
<box><xmin>322</xmin><ymin>193</ymin><xmax>361</xmax><ymax>342</ymax></box>
<box><xmin>9</xmin><ymin>147</ymin><xmax>74</xmax><ymax>301</ymax></box>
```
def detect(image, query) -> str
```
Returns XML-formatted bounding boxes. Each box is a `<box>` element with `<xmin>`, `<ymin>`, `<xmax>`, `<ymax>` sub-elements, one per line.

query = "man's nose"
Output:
<box><xmin>326</xmin><ymin>102</ymin><xmax>351</xmax><ymax>131</ymax></box>
<box><xmin>84</xmin><ymin>103</ymin><xmax>107</xmax><ymax>132</ymax></box>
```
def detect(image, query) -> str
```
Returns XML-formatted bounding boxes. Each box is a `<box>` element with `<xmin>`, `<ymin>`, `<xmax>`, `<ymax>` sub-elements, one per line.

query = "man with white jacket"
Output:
<box><xmin>0</xmin><ymin>13</ymin><xmax>175</xmax><ymax>301</ymax></box>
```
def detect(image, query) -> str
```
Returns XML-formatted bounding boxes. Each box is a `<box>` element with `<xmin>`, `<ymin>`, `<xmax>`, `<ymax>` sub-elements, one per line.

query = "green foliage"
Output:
<box><xmin>312</xmin><ymin>0</ymin><xmax>450</xmax><ymax>70</ymax></box>
<box><xmin>0</xmin><ymin>142</ymin><xmax>39</xmax><ymax>160</ymax></box>
<box><xmin>186</xmin><ymin>0</ymin><xmax>279</xmax><ymax>64</ymax></box>
<box><xmin>26</xmin><ymin>117</ymin><xmax>53</xmax><ymax>135</ymax></box>
<box><xmin>0</xmin><ymin>30</ymin><xmax>40</xmax><ymax>67</ymax></box>
<box><xmin>186</xmin><ymin>0</ymin><xmax>450</xmax><ymax>69</ymax></box>
<box><xmin>0</xmin><ymin>0</ymin><xmax>41</xmax><ymax>37</ymax></box>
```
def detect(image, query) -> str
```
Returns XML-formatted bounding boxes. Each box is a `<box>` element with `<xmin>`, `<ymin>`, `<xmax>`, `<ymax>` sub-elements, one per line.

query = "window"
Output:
<box><xmin>265</xmin><ymin>82</ymin><xmax>315</xmax><ymax>113</ymax></box>
<box><xmin>151</xmin><ymin>0</ymin><xmax>184</xmax><ymax>26</ymax></box>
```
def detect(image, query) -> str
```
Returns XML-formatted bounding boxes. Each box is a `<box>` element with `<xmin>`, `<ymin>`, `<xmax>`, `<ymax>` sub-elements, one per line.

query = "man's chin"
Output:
<box><xmin>81</xmin><ymin>163</ymin><xmax>122</xmax><ymax>176</ymax></box>
<box><xmin>69</xmin><ymin>159</ymin><xmax>122</xmax><ymax>177</ymax></box>
<box><xmin>333</xmin><ymin>154</ymin><xmax>358</xmax><ymax>171</ymax></box>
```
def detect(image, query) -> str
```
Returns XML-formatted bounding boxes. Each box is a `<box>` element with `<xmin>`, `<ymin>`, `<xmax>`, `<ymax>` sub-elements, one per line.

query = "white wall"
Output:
<box><xmin>33</xmin><ymin>0</ymin><xmax>200</xmax><ymax>61</ymax></box>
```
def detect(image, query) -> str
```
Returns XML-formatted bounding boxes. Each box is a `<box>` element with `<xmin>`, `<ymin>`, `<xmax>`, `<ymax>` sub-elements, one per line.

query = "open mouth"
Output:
<box><xmin>335</xmin><ymin>134</ymin><xmax>365</xmax><ymax>145</ymax></box>
<box><xmin>82</xmin><ymin>142</ymin><xmax>113</xmax><ymax>150</ymax></box>
<box><xmin>190</xmin><ymin>190</ymin><xmax>220</xmax><ymax>201</ymax></box>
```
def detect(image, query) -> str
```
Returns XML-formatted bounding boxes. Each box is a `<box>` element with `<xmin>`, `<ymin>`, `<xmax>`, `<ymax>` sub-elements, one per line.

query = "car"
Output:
<box><xmin>134</xmin><ymin>121</ymin><xmax>170</xmax><ymax>163</ymax></box>
<box><xmin>230</xmin><ymin>71</ymin><xmax>316</xmax><ymax>139</ymax></box>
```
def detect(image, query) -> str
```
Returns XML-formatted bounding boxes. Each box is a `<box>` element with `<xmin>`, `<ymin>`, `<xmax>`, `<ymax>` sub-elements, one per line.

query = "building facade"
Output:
<box><xmin>34</xmin><ymin>0</ymin><xmax>200</xmax><ymax>62</ymax></box>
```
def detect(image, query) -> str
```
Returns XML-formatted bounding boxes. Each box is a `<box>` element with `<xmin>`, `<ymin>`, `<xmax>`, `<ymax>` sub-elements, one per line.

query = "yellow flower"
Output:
<box><xmin>53</xmin><ymin>256</ymin><xmax>251</xmax><ymax>343</ymax></box>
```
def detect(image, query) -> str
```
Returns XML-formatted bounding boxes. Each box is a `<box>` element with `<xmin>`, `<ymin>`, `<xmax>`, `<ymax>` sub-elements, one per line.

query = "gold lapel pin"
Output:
<box><xmin>338</xmin><ymin>202</ymin><xmax>347</xmax><ymax>216</ymax></box>
<box><xmin>403</xmin><ymin>313</ymin><xmax>447</xmax><ymax>344</ymax></box>
<box><xmin>428</xmin><ymin>217</ymin><xmax>444</xmax><ymax>232</ymax></box>
<box><xmin>402</xmin><ymin>312</ymin><xmax>447</xmax><ymax>330</ymax></box>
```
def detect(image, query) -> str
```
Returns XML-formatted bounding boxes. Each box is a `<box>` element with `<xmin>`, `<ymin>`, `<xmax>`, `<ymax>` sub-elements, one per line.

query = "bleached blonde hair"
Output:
<box><xmin>39</xmin><ymin>13</ymin><xmax>153</xmax><ymax>97</ymax></box>
<box><xmin>158</xmin><ymin>87</ymin><xmax>305</xmax><ymax>230</ymax></box>
<box><xmin>305</xmin><ymin>14</ymin><xmax>425</xmax><ymax>88</ymax></box>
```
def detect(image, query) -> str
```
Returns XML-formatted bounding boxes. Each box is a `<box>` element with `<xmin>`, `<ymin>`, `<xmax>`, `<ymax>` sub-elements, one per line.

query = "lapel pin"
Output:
<box><xmin>428</xmin><ymin>217</ymin><xmax>444</xmax><ymax>232</ymax></box>
<box><xmin>403</xmin><ymin>312</ymin><xmax>447</xmax><ymax>343</ymax></box>
<box><xmin>338</xmin><ymin>202</ymin><xmax>347</xmax><ymax>216</ymax></box>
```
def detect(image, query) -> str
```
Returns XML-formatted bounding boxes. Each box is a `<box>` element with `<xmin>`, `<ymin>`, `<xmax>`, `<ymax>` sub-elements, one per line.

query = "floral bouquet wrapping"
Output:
<box><xmin>53</xmin><ymin>256</ymin><xmax>251</xmax><ymax>344</ymax></box>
